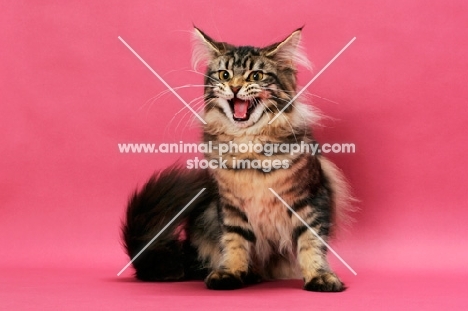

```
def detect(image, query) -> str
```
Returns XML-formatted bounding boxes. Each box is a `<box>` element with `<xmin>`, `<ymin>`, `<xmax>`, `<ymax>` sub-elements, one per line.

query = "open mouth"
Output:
<box><xmin>229</xmin><ymin>98</ymin><xmax>257</xmax><ymax>122</ymax></box>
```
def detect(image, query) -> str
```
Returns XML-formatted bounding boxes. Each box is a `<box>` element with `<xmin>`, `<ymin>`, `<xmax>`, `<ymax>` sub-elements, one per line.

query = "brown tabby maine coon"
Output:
<box><xmin>122</xmin><ymin>27</ymin><xmax>352</xmax><ymax>292</ymax></box>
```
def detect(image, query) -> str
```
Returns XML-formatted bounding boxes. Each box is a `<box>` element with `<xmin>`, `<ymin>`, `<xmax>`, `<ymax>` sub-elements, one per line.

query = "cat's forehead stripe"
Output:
<box><xmin>218</xmin><ymin>58</ymin><xmax>225</xmax><ymax>69</ymax></box>
<box><xmin>252</xmin><ymin>60</ymin><xmax>266</xmax><ymax>71</ymax></box>
<box><xmin>217</xmin><ymin>49</ymin><xmax>266</xmax><ymax>72</ymax></box>
<box><xmin>245</xmin><ymin>58</ymin><xmax>253</xmax><ymax>71</ymax></box>
<box><xmin>226</xmin><ymin>58</ymin><xmax>233</xmax><ymax>70</ymax></box>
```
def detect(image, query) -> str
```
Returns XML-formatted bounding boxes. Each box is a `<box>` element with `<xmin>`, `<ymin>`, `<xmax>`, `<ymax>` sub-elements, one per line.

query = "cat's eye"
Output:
<box><xmin>248</xmin><ymin>71</ymin><xmax>264</xmax><ymax>82</ymax></box>
<box><xmin>218</xmin><ymin>70</ymin><xmax>231</xmax><ymax>81</ymax></box>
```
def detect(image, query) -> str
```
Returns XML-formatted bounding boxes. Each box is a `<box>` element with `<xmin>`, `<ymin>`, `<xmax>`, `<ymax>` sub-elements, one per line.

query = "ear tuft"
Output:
<box><xmin>263</xmin><ymin>28</ymin><xmax>312</xmax><ymax>70</ymax></box>
<box><xmin>192</xmin><ymin>27</ymin><xmax>226</xmax><ymax>70</ymax></box>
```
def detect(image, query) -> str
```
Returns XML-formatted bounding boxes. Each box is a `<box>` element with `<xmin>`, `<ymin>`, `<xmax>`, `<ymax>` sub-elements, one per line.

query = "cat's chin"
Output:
<box><xmin>231</xmin><ymin>110</ymin><xmax>265</xmax><ymax>129</ymax></box>
<box><xmin>232</xmin><ymin>120</ymin><xmax>254</xmax><ymax>128</ymax></box>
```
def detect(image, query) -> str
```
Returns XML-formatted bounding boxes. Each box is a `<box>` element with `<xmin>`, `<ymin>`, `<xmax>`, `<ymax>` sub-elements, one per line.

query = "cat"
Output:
<box><xmin>122</xmin><ymin>27</ymin><xmax>352</xmax><ymax>292</ymax></box>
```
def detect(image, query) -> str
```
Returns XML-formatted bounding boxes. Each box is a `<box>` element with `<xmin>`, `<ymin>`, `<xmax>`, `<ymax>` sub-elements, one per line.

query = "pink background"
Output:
<box><xmin>2</xmin><ymin>0</ymin><xmax>467</xmax><ymax>309</ymax></box>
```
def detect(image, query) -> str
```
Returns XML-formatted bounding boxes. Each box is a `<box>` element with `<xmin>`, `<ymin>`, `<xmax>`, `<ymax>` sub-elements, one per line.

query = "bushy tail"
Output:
<box><xmin>318</xmin><ymin>156</ymin><xmax>357</xmax><ymax>235</ymax></box>
<box><xmin>122</xmin><ymin>166</ymin><xmax>215</xmax><ymax>281</ymax></box>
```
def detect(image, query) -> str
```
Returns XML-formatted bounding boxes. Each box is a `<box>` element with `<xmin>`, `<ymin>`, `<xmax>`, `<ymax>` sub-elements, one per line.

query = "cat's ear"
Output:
<box><xmin>192</xmin><ymin>27</ymin><xmax>228</xmax><ymax>70</ymax></box>
<box><xmin>263</xmin><ymin>28</ymin><xmax>311</xmax><ymax>70</ymax></box>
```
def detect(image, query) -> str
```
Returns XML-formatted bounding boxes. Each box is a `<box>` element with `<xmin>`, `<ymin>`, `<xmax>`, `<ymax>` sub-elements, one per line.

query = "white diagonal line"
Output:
<box><xmin>268</xmin><ymin>188</ymin><xmax>357</xmax><ymax>276</ymax></box>
<box><xmin>117</xmin><ymin>188</ymin><xmax>206</xmax><ymax>276</ymax></box>
<box><xmin>268</xmin><ymin>37</ymin><xmax>356</xmax><ymax>124</ymax></box>
<box><xmin>118</xmin><ymin>36</ymin><xmax>207</xmax><ymax>125</ymax></box>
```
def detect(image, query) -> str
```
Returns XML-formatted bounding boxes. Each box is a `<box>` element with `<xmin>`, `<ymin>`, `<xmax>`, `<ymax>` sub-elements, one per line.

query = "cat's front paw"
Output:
<box><xmin>205</xmin><ymin>270</ymin><xmax>244</xmax><ymax>290</ymax></box>
<box><xmin>304</xmin><ymin>272</ymin><xmax>345</xmax><ymax>292</ymax></box>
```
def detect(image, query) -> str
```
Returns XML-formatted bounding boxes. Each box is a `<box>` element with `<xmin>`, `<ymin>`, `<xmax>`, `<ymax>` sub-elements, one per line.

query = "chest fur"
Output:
<box><xmin>213</xmin><ymin>167</ymin><xmax>299</xmax><ymax>262</ymax></box>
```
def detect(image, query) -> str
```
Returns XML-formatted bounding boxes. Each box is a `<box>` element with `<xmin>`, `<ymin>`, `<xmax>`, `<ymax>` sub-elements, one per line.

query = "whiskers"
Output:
<box><xmin>264</xmin><ymin>98</ymin><xmax>298</xmax><ymax>143</ymax></box>
<box><xmin>186</xmin><ymin>69</ymin><xmax>219</xmax><ymax>84</ymax></box>
<box><xmin>309</xmin><ymin>94</ymin><xmax>341</xmax><ymax>105</ymax></box>
<box><xmin>140</xmin><ymin>83</ymin><xmax>213</xmax><ymax>111</ymax></box>
<box><xmin>260</xmin><ymin>85</ymin><xmax>328</xmax><ymax>128</ymax></box>
<box><xmin>183</xmin><ymin>97</ymin><xmax>216</xmax><ymax>132</ymax></box>
<box><xmin>253</xmin><ymin>97</ymin><xmax>272</xmax><ymax>123</ymax></box>
<box><xmin>136</xmin><ymin>82</ymin><xmax>214</xmax><ymax>139</ymax></box>
<box><xmin>165</xmin><ymin>94</ymin><xmax>205</xmax><ymax>137</ymax></box>
<box><xmin>261</xmin><ymin>86</ymin><xmax>341</xmax><ymax>105</ymax></box>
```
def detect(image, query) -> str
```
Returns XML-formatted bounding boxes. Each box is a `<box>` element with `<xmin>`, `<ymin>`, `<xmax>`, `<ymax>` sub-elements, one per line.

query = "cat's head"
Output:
<box><xmin>193</xmin><ymin>28</ymin><xmax>315</xmax><ymax>134</ymax></box>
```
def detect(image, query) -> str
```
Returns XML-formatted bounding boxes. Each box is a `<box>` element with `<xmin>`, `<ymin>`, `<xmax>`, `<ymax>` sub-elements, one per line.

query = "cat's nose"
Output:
<box><xmin>231</xmin><ymin>86</ymin><xmax>241</xmax><ymax>95</ymax></box>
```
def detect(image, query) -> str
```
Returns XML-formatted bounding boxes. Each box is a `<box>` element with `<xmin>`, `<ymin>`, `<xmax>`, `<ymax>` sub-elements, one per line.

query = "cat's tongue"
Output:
<box><xmin>233</xmin><ymin>99</ymin><xmax>249</xmax><ymax>119</ymax></box>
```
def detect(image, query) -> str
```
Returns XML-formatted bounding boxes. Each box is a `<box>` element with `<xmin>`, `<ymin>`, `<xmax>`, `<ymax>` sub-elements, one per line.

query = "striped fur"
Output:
<box><xmin>122</xmin><ymin>28</ymin><xmax>352</xmax><ymax>292</ymax></box>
